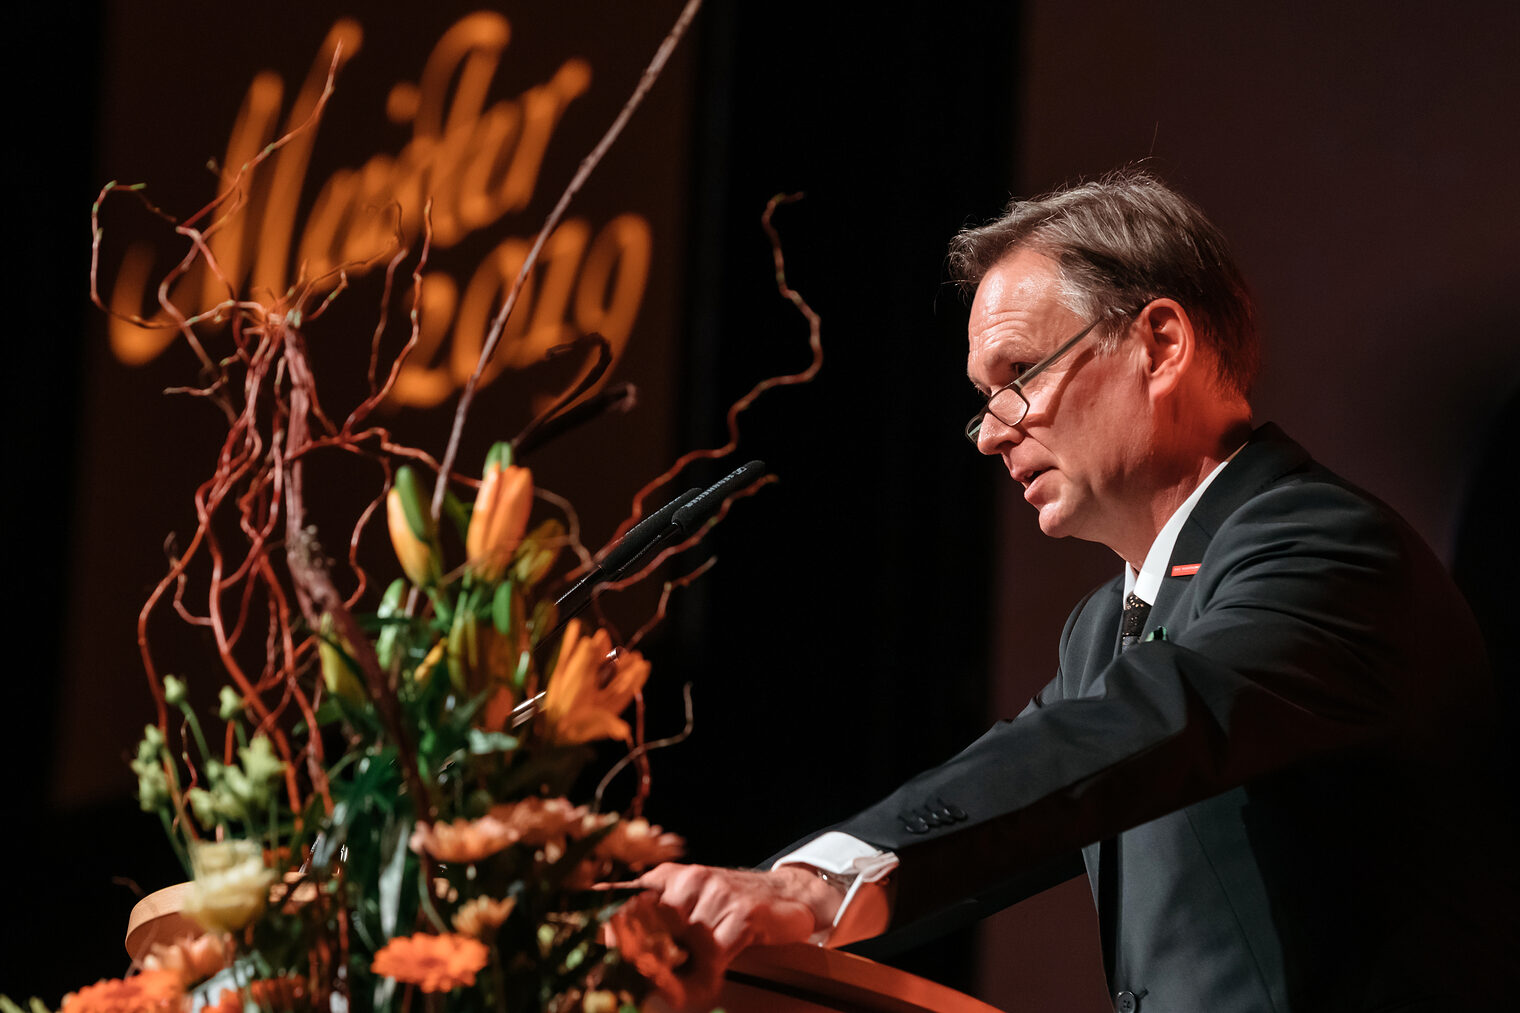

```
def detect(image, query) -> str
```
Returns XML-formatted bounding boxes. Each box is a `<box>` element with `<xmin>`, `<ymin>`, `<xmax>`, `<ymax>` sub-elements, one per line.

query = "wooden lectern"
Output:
<box><xmin>720</xmin><ymin>944</ymin><xmax>1003</xmax><ymax>1013</ymax></box>
<box><xmin>128</xmin><ymin>886</ymin><xmax>1002</xmax><ymax>1012</ymax></box>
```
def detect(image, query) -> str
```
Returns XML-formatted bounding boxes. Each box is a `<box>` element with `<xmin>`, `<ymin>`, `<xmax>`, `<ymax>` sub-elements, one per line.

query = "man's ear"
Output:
<box><xmin>1137</xmin><ymin>298</ymin><xmax>1196</xmax><ymax>400</ymax></box>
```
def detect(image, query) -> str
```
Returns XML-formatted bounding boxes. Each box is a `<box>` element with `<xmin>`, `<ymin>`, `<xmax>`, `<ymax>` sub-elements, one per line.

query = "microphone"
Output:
<box><xmin>512</xmin><ymin>460</ymin><xmax>766</xmax><ymax>727</ymax></box>
<box><xmin>553</xmin><ymin>486</ymin><xmax>702</xmax><ymax>619</ymax></box>
<box><xmin>553</xmin><ymin>459</ymin><xmax>766</xmax><ymax>621</ymax></box>
<box><xmin>669</xmin><ymin>460</ymin><xmax>766</xmax><ymax>538</ymax></box>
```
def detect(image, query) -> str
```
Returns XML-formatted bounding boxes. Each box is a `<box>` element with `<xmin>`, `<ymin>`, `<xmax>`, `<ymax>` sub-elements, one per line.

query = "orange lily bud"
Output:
<box><xmin>387</xmin><ymin>467</ymin><xmax>437</xmax><ymax>587</ymax></box>
<box><xmin>466</xmin><ymin>463</ymin><xmax>533</xmax><ymax>583</ymax></box>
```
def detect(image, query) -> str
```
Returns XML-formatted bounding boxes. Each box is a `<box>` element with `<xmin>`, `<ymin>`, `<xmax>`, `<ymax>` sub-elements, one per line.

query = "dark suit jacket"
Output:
<box><xmin>830</xmin><ymin>425</ymin><xmax>1515</xmax><ymax>1010</ymax></box>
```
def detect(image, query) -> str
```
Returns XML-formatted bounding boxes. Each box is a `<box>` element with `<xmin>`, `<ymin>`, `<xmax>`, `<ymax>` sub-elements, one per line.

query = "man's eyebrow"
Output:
<box><xmin>968</xmin><ymin>336</ymin><xmax>1032</xmax><ymax>393</ymax></box>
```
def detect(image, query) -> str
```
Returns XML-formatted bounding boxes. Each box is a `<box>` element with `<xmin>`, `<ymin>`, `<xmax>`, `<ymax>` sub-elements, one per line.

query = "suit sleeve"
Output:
<box><xmin>831</xmin><ymin>476</ymin><xmax>1489</xmax><ymax>929</ymax></box>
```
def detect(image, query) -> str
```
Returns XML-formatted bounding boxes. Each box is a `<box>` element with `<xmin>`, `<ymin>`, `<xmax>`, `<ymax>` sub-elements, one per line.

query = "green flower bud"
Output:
<box><xmin>163</xmin><ymin>675</ymin><xmax>187</xmax><ymax>707</ymax></box>
<box><xmin>217</xmin><ymin>686</ymin><xmax>244</xmax><ymax>721</ymax></box>
<box><xmin>187</xmin><ymin>786</ymin><xmax>220</xmax><ymax>826</ymax></box>
<box><xmin>238</xmin><ymin>736</ymin><xmax>287</xmax><ymax>810</ymax></box>
<box><xmin>131</xmin><ymin>754</ymin><xmax>169</xmax><ymax>812</ymax></box>
<box><xmin>136</xmin><ymin>726</ymin><xmax>165</xmax><ymax>763</ymax></box>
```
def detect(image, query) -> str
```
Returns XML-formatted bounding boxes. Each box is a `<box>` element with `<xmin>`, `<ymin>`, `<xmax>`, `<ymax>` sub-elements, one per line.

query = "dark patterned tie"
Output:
<box><xmin>1119</xmin><ymin>592</ymin><xmax>1151</xmax><ymax>653</ymax></box>
<box><xmin>1101</xmin><ymin>592</ymin><xmax>1154</xmax><ymax>997</ymax></box>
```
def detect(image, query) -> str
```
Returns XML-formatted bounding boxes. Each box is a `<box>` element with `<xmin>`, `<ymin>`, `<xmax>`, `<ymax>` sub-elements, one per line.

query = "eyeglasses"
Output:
<box><xmin>964</xmin><ymin>312</ymin><xmax>1121</xmax><ymax>444</ymax></box>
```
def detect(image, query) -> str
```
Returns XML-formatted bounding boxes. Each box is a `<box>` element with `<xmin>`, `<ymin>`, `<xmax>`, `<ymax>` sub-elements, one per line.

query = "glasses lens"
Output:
<box><xmin>966</xmin><ymin>388</ymin><xmax>1027</xmax><ymax>443</ymax></box>
<box><xmin>988</xmin><ymin>388</ymin><xmax>1027</xmax><ymax>428</ymax></box>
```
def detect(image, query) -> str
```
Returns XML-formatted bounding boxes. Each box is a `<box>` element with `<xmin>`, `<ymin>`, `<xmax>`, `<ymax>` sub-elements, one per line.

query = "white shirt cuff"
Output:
<box><xmin>771</xmin><ymin>831</ymin><xmax>898</xmax><ymax>943</ymax></box>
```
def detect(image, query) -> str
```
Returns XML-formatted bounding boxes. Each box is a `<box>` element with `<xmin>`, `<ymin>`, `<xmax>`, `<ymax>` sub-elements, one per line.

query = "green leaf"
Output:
<box><xmin>467</xmin><ymin>729</ymin><xmax>519</xmax><ymax>755</ymax></box>
<box><xmin>309</xmin><ymin>698</ymin><xmax>345</xmax><ymax>729</ymax></box>
<box><xmin>371</xmin><ymin>972</ymin><xmax>396</xmax><ymax>1013</ymax></box>
<box><xmin>492</xmin><ymin>580</ymin><xmax>516</xmax><ymax>635</ymax></box>
<box><xmin>443</xmin><ymin>488</ymin><xmax>472</xmax><ymax>543</ymax></box>
<box><xmin>377</xmin><ymin>810</ymin><xmax>411</xmax><ymax>939</ymax></box>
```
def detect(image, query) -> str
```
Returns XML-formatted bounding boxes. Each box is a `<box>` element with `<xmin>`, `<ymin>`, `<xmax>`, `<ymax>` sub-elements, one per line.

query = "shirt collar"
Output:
<box><xmin>1124</xmin><ymin>445</ymin><xmax>1244</xmax><ymax>604</ymax></box>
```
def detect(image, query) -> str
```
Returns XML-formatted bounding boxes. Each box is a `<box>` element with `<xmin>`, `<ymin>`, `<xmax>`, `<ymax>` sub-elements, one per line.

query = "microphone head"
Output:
<box><xmin>671</xmin><ymin>460</ymin><xmax>766</xmax><ymax>535</ymax></box>
<box><xmin>599</xmin><ymin>486</ymin><xmax>702</xmax><ymax>576</ymax></box>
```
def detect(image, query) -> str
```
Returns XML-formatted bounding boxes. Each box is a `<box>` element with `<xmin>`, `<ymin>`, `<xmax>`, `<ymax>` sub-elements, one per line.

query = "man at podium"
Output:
<box><xmin>634</xmin><ymin>171</ymin><xmax>1514</xmax><ymax>1011</ymax></box>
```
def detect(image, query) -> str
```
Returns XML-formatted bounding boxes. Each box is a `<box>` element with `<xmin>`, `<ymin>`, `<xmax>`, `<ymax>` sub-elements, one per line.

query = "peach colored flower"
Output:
<box><xmin>409</xmin><ymin>814</ymin><xmax>516</xmax><ymax>863</ymax></box>
<box><xmin>595</xmin><ymin>819</ymin><xmax>685</xmax><ymax>872</ymax></box>
<box><xmin>141</xmin><ymin>933</ymin><xmax>233</xmax><ymax>987</ymax></box>
<box><xmin>451</xmin><ymin>895</ymin><xmax>516</xmax><ymax>938</ymax></box>
<box><xmin>370</xmin><ymin>933</ymin><xmax>490</xmax><ymax>993</ymax></box>
<box><xmin>61</xmin><ymin>970</ymin><xmax>183</xmax><ymax>1013</ymax></box>
<box><xmin>541</xmin><ymin>620</ymin><xmax>651</xmax><ymax>744</ymax></box>
<box><xmin>466</xmin><ymin>462</ymin><xmax>533</xmax><ymax>583</ymax></box>
<box><xmin>269</xmin><ymin>869</ymin><xmax>319</xmax><ymax>912</ymax></box>
<box><xmin>487</xmin><ymin>796</ymin><xmax>605</xmax><ymax>846</ymax></box>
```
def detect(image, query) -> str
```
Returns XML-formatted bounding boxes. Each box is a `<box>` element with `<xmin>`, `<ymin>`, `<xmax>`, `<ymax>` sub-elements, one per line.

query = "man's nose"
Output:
<box><xmin>974</xmin><ymin>410</ymin><xmax>1020</xmax><ymax>455</ymax></box>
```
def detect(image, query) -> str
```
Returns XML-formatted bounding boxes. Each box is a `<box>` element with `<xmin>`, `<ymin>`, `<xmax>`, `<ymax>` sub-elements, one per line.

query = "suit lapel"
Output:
<box><xmin>1186</xmin><ymin>423</ymin><xmax>1310</xmax><ymax>540</ymax></box>
<box><xmin>1148</xmin><ymin>424</ymin><xmax>1311</xmax><ymax>631</ymax></box>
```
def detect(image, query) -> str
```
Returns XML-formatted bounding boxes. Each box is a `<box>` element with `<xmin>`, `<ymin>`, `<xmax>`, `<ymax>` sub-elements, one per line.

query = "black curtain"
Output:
<box><xmin>638</xmin><ymin>1</ymin><xmax>1022</xmax><ymax>994</ymax></box>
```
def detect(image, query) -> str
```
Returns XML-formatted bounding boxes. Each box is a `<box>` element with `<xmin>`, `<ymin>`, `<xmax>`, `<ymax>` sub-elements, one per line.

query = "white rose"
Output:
<box><xmin>182</xmin><ymin>839</ymin><xmax>276</xmax><ymax>934</ymax></box>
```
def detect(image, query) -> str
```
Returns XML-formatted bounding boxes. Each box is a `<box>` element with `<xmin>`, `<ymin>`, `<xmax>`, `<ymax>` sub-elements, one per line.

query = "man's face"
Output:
<box><xmin>966</xmin><ymin>249</ymin><xmax>1150</xmax><ymax>550</ymax></box>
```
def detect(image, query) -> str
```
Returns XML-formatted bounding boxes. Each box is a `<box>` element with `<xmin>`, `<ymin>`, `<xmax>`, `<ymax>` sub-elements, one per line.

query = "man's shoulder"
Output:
<box><xmin>1193</xmin><ymin>423</ymin><xmax>1416</xmax><ymax>546</ymax></box>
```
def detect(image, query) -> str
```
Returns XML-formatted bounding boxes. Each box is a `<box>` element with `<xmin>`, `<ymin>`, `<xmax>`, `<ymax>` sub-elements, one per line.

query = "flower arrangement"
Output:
<box><xmin>107</xmin><ymin>426</ymin><xmax>698</xmax><ymax>1013</ymax></box>
<box><xmin>4</xmin><ymin>3</ymin><xmax>827</xmax><ymax>1012</ymax></box>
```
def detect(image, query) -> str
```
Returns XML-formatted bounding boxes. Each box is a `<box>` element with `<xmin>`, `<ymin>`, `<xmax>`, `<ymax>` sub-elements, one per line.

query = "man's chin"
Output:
<box><xmin>1034</xmin><ymin>505</ymin><xmax>1072</xmax><ymax>538</ymax></box>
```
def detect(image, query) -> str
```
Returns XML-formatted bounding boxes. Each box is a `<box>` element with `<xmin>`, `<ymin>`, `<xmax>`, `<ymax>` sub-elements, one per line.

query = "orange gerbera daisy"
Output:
<box><xmin>61</xmin><ymin>970</ymin><xmax>183</xmax><ymax>1013</ymax></box>
<box><xmin>540</xmin><ymin>620</ymin><xmax>650</xmax><ymax>744</ymax></box>
<box><xmin>595</xmin><ymin>818</ymin><xmax>685</xmax><ymax>872</ymax></box>
<box><xmin>371</xmin><ymin>933</ymin><xmax>490</xmax><ymax>992</ymax></box>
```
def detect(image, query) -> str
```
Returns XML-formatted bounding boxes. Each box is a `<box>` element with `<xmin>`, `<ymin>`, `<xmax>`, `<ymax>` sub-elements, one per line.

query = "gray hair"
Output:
<box><xmin>948</xmin><ymin>169</ymin><xmax>1259</xmax><ymax>397</ymax></box>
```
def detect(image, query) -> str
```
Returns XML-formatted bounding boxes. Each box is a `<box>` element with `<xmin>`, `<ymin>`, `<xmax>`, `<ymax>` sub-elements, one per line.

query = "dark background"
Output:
<box><xmin>8</xmin><ymin>3</ymin><xmax>1517</xmax><ymax>1011</ymax></box>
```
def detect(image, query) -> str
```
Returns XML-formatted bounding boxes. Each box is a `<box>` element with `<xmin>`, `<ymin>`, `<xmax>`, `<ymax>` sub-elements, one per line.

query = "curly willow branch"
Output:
<box><xmin>596</xmin><ymin>193</ymin><xmax>823</xmax><ymax>561</ymax></box>
<box><xmin>98</xmin><ymin>41</ymin><xmax>458</xmax><ymax>827</ymax></box>
<box><xmin>430</xmin><ymin>0</ymin><xmax>706</xmax><ymax>521</ymax></box>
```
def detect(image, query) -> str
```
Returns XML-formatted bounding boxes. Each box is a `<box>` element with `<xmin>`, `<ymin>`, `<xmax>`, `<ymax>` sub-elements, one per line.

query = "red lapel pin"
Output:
<box><xmin>1170</xmin><ymin>563</ymin><xmax>1201</xmax><ymax>577</ymax></box>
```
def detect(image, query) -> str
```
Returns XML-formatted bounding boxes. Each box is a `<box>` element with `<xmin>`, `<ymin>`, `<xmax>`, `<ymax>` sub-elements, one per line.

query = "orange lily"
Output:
<box><xmin>541</xmin><ymin>620</ymin><xmax>650</xmax><ymax>744</ymax></box>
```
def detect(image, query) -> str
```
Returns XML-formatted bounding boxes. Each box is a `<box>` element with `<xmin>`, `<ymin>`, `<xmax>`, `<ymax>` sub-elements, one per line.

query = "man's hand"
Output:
<box><xmin>616</xmin><ymin>863</ymin><xmax>845</xmax><ymax>1010</ymax></box>
<box><xmin>636</xmin><ymin>863</ymin><xmax>843</xmax><ymax>951</ymax></box>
